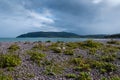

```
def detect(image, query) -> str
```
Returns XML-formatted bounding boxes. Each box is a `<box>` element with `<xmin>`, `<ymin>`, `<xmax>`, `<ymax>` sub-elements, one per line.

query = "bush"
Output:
<box><xmin>82</xmin><ymin>40</ymin><xmax>102</xmax><ymax>49</ymax></box>
<box><xmin>89</xmin><ymin>48</ymin><xmax>97</xmax><ymax>55</ymax></box>
<box><xmin>27</xmin><ymin>51</ymin><xmax>46</xmax><ymax>64</ymax></box>
<box><xmin>90</xmin><ymin>61</ymin><xmax>118</xmax><ymax>73</ymax></box>
<box><xmin>107</xmin><ymin>40</ymin><xmax>120</xmax><ymax>45</ymax></box>
<box><xmin>44</xmin><ymin>63</ymin><xmax>63</xmax><ymax>75</ymax></box>
<box><xmin>65</xmin><ymin>74</ymin><xmax>76</xmax><ymax>78</ymax></box>
<box><xmin>77</xmin><ymin>72</ymin><xmax>91</xmax><ymax>80</ymax></box>
<box><xmin>71</xmin><ymin>58</ymin><xmax>91</xmax><ymax>71</ymax></box>
<box><xmin>32</xmin><ymin>44</ymin><xmax>47</xmax><ymax>51</ymax></box>
<box><xmin>0</xmin><ymin>54</ymin><xmax>21</xmax><ymax>68</ymax></box>
<box><xmin>110</xmin><ymin>76</ymin><xmax>120</xmax><ymax>80</ymax></box>
<box><xmin>66</xmin><ymin>42</ymin><xmax>78</xmax><ymax>49</ymax></box>
<box><xmin>101</xmin><ymin>55</ymin><xmax>116</xmax><ymax>62</ymax></box>
<box><xmin>64</xmin><ymin>50</ymin><xmax>74</xmax><ymax>55</ymax></box>
<box><xmin>0</xmin><ymin>73</ymin><xmax>13</xmax><ymax>80</ymax></box>
<box><xmin>51</xmin><ymin>47</ymin><xmax>62</xmax><ymax>53</ymax></box>
<box><xmin>103</xmin><ymin>45</ymin><xmax>119</xmax><ymax>53</ymax></box>
<box><xmin>46</xmin><ymin>40</ymin><xmax>51</xmax><ymax>43</ymax></box>
<box><xmin>8</xmin><ymin>44</ymin><xmax>20</xmax><ymax>52</ymax></box>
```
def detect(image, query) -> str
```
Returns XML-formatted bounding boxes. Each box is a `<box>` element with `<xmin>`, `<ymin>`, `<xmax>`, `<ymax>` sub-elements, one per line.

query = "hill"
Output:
<box><xmin>17</xmin><ymin>32</ymin><xmax>81</xmax><ymax>38</ymax></box>
<box><xmin>105</xmin><ymin>34</ymin><xmax>120</xmax><ymax>38</ymax></box>
<box><xmin>17</xmin><ymin>31</ymin><xmax>120</xmax><ymax>38</ymax></box>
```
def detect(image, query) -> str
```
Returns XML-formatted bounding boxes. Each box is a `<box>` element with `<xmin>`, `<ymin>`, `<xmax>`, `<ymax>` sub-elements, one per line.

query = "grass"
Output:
<box><xmin>76</xmin><ymin>72</ymin><xmax>91</xmax><ymax>80</ymax></box>
<box><xmin>0</xmin><ymin>72</ymin><xmax>13</xmax><ymax>80</ymax></box>
<box><xmin>0</xmin><ymin>53</ymin><xmax>21</xmax><ymax>68</ymax></box>
<box><xmin>107</xmin><ymin>40</ymin><xmax>120</xmax><ymax>45</ymax></box>
<box><xmin>101</xmin><ymin>76</ymin><xmax>120</xmax><ymax>80</ymax></box>
<box><xmin>82</xmin><ymin>40</ymin><xmax>103</xmax><ymax>49</ymax></box>
<box><xmin>32</xmin><ymin>44</ymin><xmax>47</xmax><ymax>51</ymax></box>
<box><xmin>65</xmin><ymin>74</ymin><xmax>77</xmax><ymax>78</ymax></box>
<box><xmin>43</xmin><ymin>59</ymin><xmax>64</xmax><ymax>75</ymax></box>
<box><xmin>51</xmin><ymin>47</ymin><xmax>62</xmax><ymax>53</ymax></box>
<box><xmin>0</xmin><ymin>75</ymin><xmax>13</xmax><ymax>80</ymax></box>
<box><xmin>101</xmin><ymin>54</ymin><xmax>116</xmax><ymax>62</ymax></box>
<box><xmin>89</xmin><ymin>48</ymin><xmax>97</xmax><ymax>55</ymax></box>
<box><xmin>8</xmin><ymin>44</ymin><xmax>20</xmax><ymax>52</ymax></box>
<box><xmin>0</xmin><ymin>40</ymin><xmax>120</xmax><ymax>80</ymax></box>
<box><xmin>44</xmin><ymin>63</ymin><xmax>63</xmax><ymax>75</ymax></box>
<box><xmin>66</xmin><ymin>42</ymin><xmax>79</xmax><ymax>49</ymax></box>
<box><xmin>27</xmin><ymin>51</ymin><xmax>46</xmax><ymax>64</ymax></box>
<box><xmin>71</xmin><ymin>58</ymin><xmax>91</xmax><ymax>71</ymax></box>
<box><xmin>64</xmin><ymin>49</ymin><xmax>74</xmax><ymax>55</ymax></box>
<box><xmin>90</xmin><ymin>61</ymin><xmax>118</xmax><ymax>73</ymax></box>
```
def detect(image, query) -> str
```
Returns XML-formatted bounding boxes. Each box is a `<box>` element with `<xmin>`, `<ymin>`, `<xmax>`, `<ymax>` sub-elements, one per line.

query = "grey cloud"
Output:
<box><xmin>0</xmin><ymin>0</ymin><xmax>120</xmax><ymax>37</ymax></box>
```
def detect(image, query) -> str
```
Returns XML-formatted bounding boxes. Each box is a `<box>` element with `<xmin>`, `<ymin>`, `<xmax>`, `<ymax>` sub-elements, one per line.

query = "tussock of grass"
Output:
<box><xmin>77</xmin><ymin>72</ymin><xmax>91</xmax><ymax>80</ymax></box>
<box><xmin>65</xmin><ymin>74</ymin><xmax>76</xmax><ymax>78</ymax></box>
<box><xmin>8</xmin><ymin>44</ymin><xmax>20</xmax><ymax>52</ymax></box>
<box><xmin>82</xmin><ymin>40</ymin><xmax>103</xmax><ymax>49</ymax></box>
<box><xmin>107</xmin><ymin>40</ymin><xmax>120</xmax><ymax>45</ymax></box>
<box><xmin>0</xmin><ymin>73</ymin><xmax>13</xmax><ymax>80</ymax></box>
<box><xmin>0</xmin><ymin>54</ymin><xmax>21</xmax><ymax>68</ymax></box>
<box><xmin>27</xmin><ymin>51</ymin><xmax>46</xmax><ymax>64</ymax></box>
<box><xmin>64</xmin><ymin>49</ymin><xmax>74</xmax><ymax>55</ymax></box>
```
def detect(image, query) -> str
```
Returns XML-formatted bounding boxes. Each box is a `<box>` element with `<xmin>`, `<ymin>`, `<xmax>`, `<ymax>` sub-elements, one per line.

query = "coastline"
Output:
<box><xmin>0</xmin><ymin>40</ymin><xmax>120</xmax><ymax>80</ymax></box>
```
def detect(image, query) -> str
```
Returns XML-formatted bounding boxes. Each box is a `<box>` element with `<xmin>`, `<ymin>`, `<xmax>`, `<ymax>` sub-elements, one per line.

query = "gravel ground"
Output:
<box><xmin>0</xmin><ymin>40</ymin><xmax>120</xmax><ymax>80</ymax></box>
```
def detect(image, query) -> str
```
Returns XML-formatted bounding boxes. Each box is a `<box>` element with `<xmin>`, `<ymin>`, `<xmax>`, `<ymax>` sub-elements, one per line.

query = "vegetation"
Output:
<box><xmin>64</xmin><ymin>49</ymin><xmax>74</xmax><ymax>55</ymax></box>
<box><xmin>0</xmin><ymin>54</ymin><xmax>21</xmax><ymax>68</ymax></box>
<box><xmin>27</xmin><ymin>51</ymin><xmax>46</xmax><ymax>64</ymax></box>
<box><xmin>8</xmin><ymin>44</ymin><xmax>20</xmax><ymax>52</ymax></box>
<box><xmin>0</xmin><ymin>40</ymin><xmax>120</xmax><ymax>80</ymax></box>
<box><xmin>107</xmin><ymin>40</ymin><xmax>120</xmax><ymax>45</ymax></box>
<box><xmin>17</xmin><ymin>32</ymin><xmax>81</xmax><ymax>38</ymax></box>
<box><xmin>82</xmin><ymin>40</ymin><xmax>103</xmax><ymax>49</ymax></box>
<box><xmin>43</xmin><ymin>60</ymin><xmax>63</xmax><ymax>75</ymax></box>
<box><xmin>0</xmin><ymin>73</ymin><xmax>13</xmax><ymax>80</ymax></box>
<box><xmin>32</xmin><ymin>44</ymin><xmax>47</xmax><ymax>51</ymax></box>
<box><xmin>51</xmin><ymin>47</ymin><xmax>62</xmax><ymax>53</ymax></box>
<box><xmin>77</xmin><ymin>72</ymin><xmax>91</xmax><ymax>80</ymax></box>
<box><xmin>65</xmin><ymin>74</ymin><xmax>76</xmax><ymax>78</ymax></box>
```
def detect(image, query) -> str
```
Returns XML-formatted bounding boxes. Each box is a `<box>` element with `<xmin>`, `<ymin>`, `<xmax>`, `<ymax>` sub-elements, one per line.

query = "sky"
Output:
<box><xmin>0</xmin><ymin>0</ymin><xmax>120</xmax><ymax>37</ymax></box>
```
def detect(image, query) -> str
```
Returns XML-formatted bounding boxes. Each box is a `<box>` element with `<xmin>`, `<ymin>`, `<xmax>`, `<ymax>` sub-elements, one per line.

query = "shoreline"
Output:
<box><xmin>0</xmin><ymin>40</ymin><xmax>120</xmax><ymax>80</ymax></box>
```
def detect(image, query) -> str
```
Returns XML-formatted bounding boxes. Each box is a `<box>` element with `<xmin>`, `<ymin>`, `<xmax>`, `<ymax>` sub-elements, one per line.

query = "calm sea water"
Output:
<box><xmin>0</xmin><ymin>38</ymin><xmax>110</xmax><ymax>42</ymax></box>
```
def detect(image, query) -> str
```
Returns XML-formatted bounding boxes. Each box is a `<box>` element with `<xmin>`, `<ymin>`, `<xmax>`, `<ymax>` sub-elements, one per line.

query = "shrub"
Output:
<box><xmin>46</xmin><ymin>40</ymin><xmax>51</xmax><ymax>43</ymax></box>
<box><xmin>44</xmin><ymin>63</ymin><xmax>63</xmax><ymax>75</ymax></box>
<box><xmin>110</xmin><ymin>76</ymin><xmax>120</xmax><ymax>80</ymax></box>
<box><xmin>71</xmin><ymin>58</ymin><xmax>82</xmax><ymax>65</ymax></box>
<box><xmin>77</xmin><ymin>72</ymin><xmax>91</xmax><ymax>80</ymax></box>
<box><xmin>51</xmin><ymin>47</ymin><xmax>62</xmax><ymax>53</ymax></box>
<box><xmin>64</xmin><ymin>50</ymin><xmax>74</xmax><ymax>55</ymax></box>
<box><xmin>101</xmin><ymin>77</ymin><xmax>108</xmax><ymax>80</ymax></box>
<box><xmin>90</xmin><ymin>61</ymin><xmax>117</xmax><ymax>73</ymax></box>
<box><xmin>89</xmin><ymin>48</ymin><xmax>97</xmax><ymax>55</ymax></box>
<box><xmin>0</xmin><ymin>73</ymin><xmax>13</xmax><ymax>80</ymax></box>
<box><xmin>0</xmin><ymin>54</ymin><xmax>21</xmax><ymax>68</ymax></box>
<box><xmin>32</xmin><ymin>44</ymin><xmax>47</xmax><ymax>51</ymax></box>
<box><xmin>107</xmin><ymin>40</ymin><xmax>120</xmax><ymax>45</ymax></box>
<box><xmin>82</xmin><ymin>40</ymin><xmax>102</xmax><ymax>49</ymax></box>
<box><xmin>66</xmin><ymin>42</ymin><xmax>78</xmax><ymax>49</ymax></box>
<box><xmin>27</xmin><ymin>51</ymin><xmax>46</xmax><ymax>64</ymax></box>
<box><xmin>65</xmin><ymin>74</ymin><xmax>76</xmax><ymax>78</ymax></box>
<box><xmin>8</xmin><ymin>44</ymin><xmax>20</xmax><ymax>52</ymax></box>
<box><xmin>102</xmin><ymin>63</ymin><xmax>117</xmax><ymax>73</ymax></box>
<box><xmin>71</xmin><ymin>58</ymin><xmax>91</xmax><ymax>71</ymax></box>
<box><xmin>101</xmin><ymin>55</ymin><xmax>116</xmax><ymax>62</ymax></box>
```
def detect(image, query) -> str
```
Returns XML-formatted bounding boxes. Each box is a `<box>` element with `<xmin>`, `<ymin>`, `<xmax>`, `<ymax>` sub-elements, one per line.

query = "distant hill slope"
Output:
<box><xmin>105</xmin><ymin>34</ymin><xmax>120</xmax><ymax>38</ymax></box>
<box><xmin>17</xmin><ymin>32</ymin><xmax>81</xmax><ymax>38</ymax></box>
<box><xmin>17</xmin><ymin>31</ymin><xmax>120</xmax><ymax>38</ymax></box>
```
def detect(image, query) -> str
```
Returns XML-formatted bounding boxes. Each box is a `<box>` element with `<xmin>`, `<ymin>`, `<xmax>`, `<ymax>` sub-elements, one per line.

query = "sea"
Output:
<box><xmin>0</xmin><ymin>38</ymin><xmax>111</xmax><ymax>42</ymax></box>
